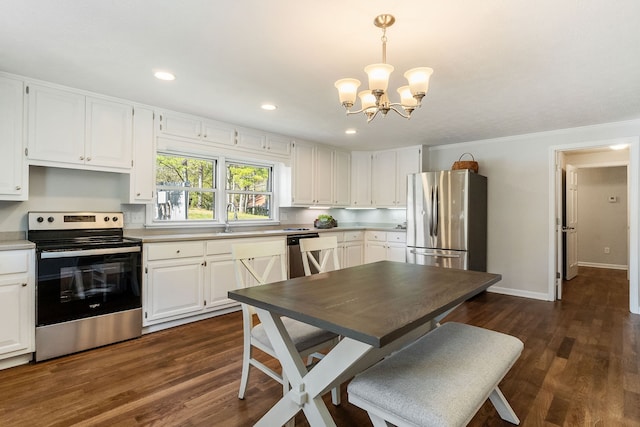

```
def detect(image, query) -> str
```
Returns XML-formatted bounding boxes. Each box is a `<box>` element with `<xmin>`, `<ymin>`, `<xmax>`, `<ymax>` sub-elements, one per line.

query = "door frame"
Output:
<box><xmin>548</xmin><ymin>137</ymin><xmax>639</xmax><ymax>314</ymax></box>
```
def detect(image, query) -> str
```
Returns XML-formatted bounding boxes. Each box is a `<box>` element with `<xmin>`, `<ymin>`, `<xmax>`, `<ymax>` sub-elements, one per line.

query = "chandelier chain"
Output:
<box><xmin>381</xmin><ymin>28</ymin><xmax>387</xmax><ymax>64</ymax></box>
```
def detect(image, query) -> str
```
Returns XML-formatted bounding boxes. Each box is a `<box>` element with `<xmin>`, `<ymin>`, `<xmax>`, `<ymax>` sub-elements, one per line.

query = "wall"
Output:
<box><xmin>577</xmin><ymin>166</ymin><xmax>627</xmax><ymax>267</ymax></box>
<box><xmin>427</xmin><ymin>118</ymin><xmax>640</xmax><ymax>300</ymax></box>
<box><xmin>0</xmin><ymin>166</ymin><xmax>125</xmax><ymax>234</ymax></box>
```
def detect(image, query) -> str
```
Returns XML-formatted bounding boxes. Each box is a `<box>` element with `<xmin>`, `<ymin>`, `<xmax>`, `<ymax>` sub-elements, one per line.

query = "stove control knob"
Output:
<box><xmin>37</xmin><ymin>216</ymin><xmax>44</xmax><ymax>223</ymax></box>
<box><xmin>47</xmin><ymin>216</ymin><xmax>54</xmax><ymax>223</ymax></box>
<box><xmin>112</xmin><ymin>216</ymin><xmax>119</xmax><ymax>223</ymax></box>
<box><xmin>104</xmin><ymin>216</ymin><xmax>110</xmax><ymax>222</ymax></box>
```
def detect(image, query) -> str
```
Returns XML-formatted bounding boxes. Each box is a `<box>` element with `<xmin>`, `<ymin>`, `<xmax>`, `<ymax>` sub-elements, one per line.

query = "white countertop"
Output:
<box><xmin>125</xmin><ymin>225</ymin><xmax>406</xmax><ymax>243</ymax></box>
<box><xmin>0</xmin><ymin>240</ymin><xmax>36</xmax><ymax>251</ymax></box>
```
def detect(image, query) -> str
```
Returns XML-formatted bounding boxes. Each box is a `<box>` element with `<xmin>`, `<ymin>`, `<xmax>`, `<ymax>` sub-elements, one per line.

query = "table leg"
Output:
<box><xmin>255</xmin><ymin>308</ymin><xmax>373</xmax><ymax>427</ymax></box>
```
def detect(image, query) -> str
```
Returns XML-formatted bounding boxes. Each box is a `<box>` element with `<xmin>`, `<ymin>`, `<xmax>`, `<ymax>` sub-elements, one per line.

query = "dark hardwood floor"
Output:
<box><xmin>1</xmin><ymin>267</ymin><xmax>638</xmax><ymax>426</ymax></box>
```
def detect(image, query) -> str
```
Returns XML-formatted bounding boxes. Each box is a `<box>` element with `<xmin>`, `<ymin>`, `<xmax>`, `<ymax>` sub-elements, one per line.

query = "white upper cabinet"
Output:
<box><xmin>128</xmin><ymin>107</ymin><xmax>155</xmax><ymax>203</ymax></box>
<box><xmin>291</xmin><ymin>141</ymin><xmax>333</xmax><ymax>206</ymax></box>
<box><xmin>372</xmin><ymin>146</ymin><xmax>422</xmax><ymax>207</ymax></box>
<box><xmin>26</xmin><ymin>83</ymin><xmax>133</xmax><ymax>172</ymax></box>
<box><xmin>351</xmin><ymin>151</ymin><xmax>372</xmax><ymax>207</ymax></box>
<box><xmin>27</xmin><ymin>84</ymin><xmax>85</xmax><ymax>165</ymax></box>
<box><xmin>85</xmin><ymin>97</ymin><xmax>132</xmax><ymax>169</ymax></box>
<box><xmin>0</xmin><ymin>76</ymin><xmax>27</xmax><ymax>201</ymax></box>
<box><xmin>333</xmin><ymin>150</ymin><xmax>351</xmax><ymax>206</ymax></box>
<box><xmin>158</xmin><ymin>111</ymin><xmax>235</xmax><ymax>146</ymax></box>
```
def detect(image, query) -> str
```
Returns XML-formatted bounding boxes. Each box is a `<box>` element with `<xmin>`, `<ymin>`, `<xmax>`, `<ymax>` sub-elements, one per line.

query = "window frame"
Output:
<box><xmin>225</xmin><ymin>159</ymin><xmax>275</xmax><ymax>224</ymax></box>
<box><xmin>149</xmin><ymin>151</ymin><xmax>280</xmax><ymax>228</ymax></box>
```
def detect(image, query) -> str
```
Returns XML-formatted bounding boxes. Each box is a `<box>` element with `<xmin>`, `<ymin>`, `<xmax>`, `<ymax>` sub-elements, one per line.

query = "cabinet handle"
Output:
<box><xmin>176</xmin><ymin>250</ymin><xmax>181</xmax><ymax>254</ymax></box>
<box><xmin>79</xmin><ymin>156</ymin><xmax>84</xmax><ymax>160</ymax></box>
<box><xmin>203</xmin><ymin>134</ymin><xmax>208</xmax><ymax>138</ymax></box>
<box><xmin>16</xmin><ymin>186</ymin><xmax>21</xmax><ymax>190</ymax></box>
<box><xmin>22</xmin><ymin>283</ymin><xmax>27</xmax><ymax>287</ymax></box>
<box><xmin>87</xmin><ymin>157</ymin><xmax>91</xmax><ymax>161</ymax></box>
<box><xmin>136</xmin><ymin>192</ymin><xmax>141</xmax><ymax>196</ymax></box>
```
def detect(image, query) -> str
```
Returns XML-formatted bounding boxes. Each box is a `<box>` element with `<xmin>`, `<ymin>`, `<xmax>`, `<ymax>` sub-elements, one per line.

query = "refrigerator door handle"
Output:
<box><xmin>435</xmin><ymin>186</ymin><xmax>439</xmax><ymax>236</ymax></box>
<box><xmin>409</xmin><ymin>250</ymin><xmax>461</xmax><ymax>259</ymax></box>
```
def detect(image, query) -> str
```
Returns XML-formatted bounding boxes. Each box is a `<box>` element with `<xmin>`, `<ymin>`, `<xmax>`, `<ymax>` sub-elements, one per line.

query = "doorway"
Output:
<box><xmin>549</xmin><ymin>137</ymin><xmax>639</xmax><ymax>314</ymax></box>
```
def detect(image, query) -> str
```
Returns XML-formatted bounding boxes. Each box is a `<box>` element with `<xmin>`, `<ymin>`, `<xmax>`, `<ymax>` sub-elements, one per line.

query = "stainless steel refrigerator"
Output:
<box><xmin>406</xmin><ymin>170</ymin><xmax>487</xmax><ymax>271</ymax></box>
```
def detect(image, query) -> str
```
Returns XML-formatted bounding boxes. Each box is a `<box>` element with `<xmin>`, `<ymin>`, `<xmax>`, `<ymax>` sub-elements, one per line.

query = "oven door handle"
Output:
<box><xmin>40</xmin><ymin>246</ymin><xmax>141</xmax><ymax>259</ymax></box>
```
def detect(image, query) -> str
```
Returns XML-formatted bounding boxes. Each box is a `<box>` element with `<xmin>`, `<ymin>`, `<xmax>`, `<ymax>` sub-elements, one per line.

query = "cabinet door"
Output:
<box><xmin>158</xmin><ymin>112</ymin><xmax>201</xmax><ymax>139</ymax></box>
<box><xmin>0</xmin><ymin>76</ymin><xmax>27</xmax><ymax>200</ymax></box>
<box><xmin>0</xmin><ymin>249</ymin><xmax>34</xmax><ymax>359</ymax></box>
<box><xmin>266</xmin><ymin>135</ymin><xmax>291</xmax><ymax>156</ymax></box>
<box><xmin>85</xmin><ymin>97</ymin><xmax>132</xmax><ymax>169</ymax></box>
<box><xmin>202</xmin><ymin>120</ymin><xmax>235</xmax><ymax>145</ymax></box>
<box><xmin>291</xmin><ymin>141</ymin><xmax>315</xmax><ymax>205</ymax></box>
<box><xmin>372</xmin><ymin>150</ymin><xmax>397</xmax><ymax>207</ymax></box>
<box><xmin>351</xmin><ymin>152</ymin><xmax>372</xmax><ymax>207</ymax></box>
<box><xmin>145</xmin><ymin>259</ymin><xmax>204</xmax><ymax>324</ymax></box>
<box><xmin>333</xmin><ymin>150</ymin><xmax>351</xmax><ymax>206</ymax></box>
<box><xmin>0</xmin><ymin>277</ymin><xmax>32</xmax><ymax>357</ymax></box>
<box><xmin>206</xmin><ymin>256</ymin><xmax>238</xmax><ymax>309</ymax></box>
<box><xmin>236</xmin><ymin>128</ymin><xmax>266</xmax><ymax>151</ymax></box>
<box><xmin>343</xmin><ymin>242</ymin><xmax>364</xmax><ymax>268</ymax></box>
<box><xmin>314</xmin><ymin>144</ymin><xmax>333</xmax><ymax>205</ymax></box>
<box><xmin>129</xmin><ymin>107</ymin><xmax>155</xmax><ymax>202</ymax></box>
<box><xmin>395</xmin><ymin>146</ymin><xmax>421</xmax><ymax>206</ymax></box>
<box><xmin>365</xmin><ymin>242</ymin><xmax>387</xmax><ymax>263</ymax></box>
<box><xmin>27</xmin><ymin>84</ymin><xmax>85</xmax><ymax>165</ymax></box>
<box><xmin>387</xmin><ymin>244</ymin><xmax>407</xmax><ymax>263</ymax></box>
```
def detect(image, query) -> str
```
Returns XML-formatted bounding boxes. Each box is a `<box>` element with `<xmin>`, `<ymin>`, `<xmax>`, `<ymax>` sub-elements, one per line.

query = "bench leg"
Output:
<box><xmin>368</xmin><ymin>412</ymin><xmax>391</xmax><ymax>427</ymax></box>
<box><xmin>489</xmin><ymin>387</ymin><xmax>520</xmax><ymax>425</ymax></box>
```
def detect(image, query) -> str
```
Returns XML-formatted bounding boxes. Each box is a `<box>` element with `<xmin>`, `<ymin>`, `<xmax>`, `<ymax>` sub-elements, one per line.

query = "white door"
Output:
<box><xmin>564</xmin><ymin>164</ymin><xmax>579</xmax><ymax>280</ymax></box>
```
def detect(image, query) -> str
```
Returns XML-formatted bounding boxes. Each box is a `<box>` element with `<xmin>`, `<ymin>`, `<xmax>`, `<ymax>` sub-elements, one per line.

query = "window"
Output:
<box><xmin>155</xmin><ymin>154</ymin><xmax>216</xmax><ymax>221</ymax></box>
<box><xmin>226</xmin><ymin>162</ymin><xmax>273</xmax><ymax>221</ymax></box>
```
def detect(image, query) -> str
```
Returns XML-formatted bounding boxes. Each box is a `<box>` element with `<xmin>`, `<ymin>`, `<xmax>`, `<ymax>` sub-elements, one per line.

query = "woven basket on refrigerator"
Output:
<box><xmin>451</xmin><ymin>153</ymin><xmax>479</xmax><ymax>173</ymax></box>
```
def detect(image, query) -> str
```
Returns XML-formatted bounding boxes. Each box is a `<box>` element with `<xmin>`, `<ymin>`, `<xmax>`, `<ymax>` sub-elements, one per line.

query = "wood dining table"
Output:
<box><xmin>228</xmin><ymin>260</ymin><xmax>502</xmax><ymax>427</ymax></box>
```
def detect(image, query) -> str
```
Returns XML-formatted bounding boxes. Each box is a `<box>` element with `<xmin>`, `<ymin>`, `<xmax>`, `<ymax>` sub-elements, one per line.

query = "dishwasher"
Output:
<box><xmin>286</xmin><ymin>232</ymin><xmax>320</xmax><ymax>278</ymax></box>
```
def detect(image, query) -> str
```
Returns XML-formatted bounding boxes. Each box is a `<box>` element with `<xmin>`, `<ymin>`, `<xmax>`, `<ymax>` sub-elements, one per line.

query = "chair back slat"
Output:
<box><xmin>300</xmin><ymin>236</ymin><xmax>339</xmax><ymax>275</ymax></box>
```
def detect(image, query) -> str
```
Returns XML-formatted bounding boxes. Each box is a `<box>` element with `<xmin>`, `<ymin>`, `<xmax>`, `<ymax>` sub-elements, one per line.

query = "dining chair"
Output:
<box><xmin>231</xmin><ymin>240</ymin><xmax>340</xmax><ymax>403</ymax></box>
<box><xmin>298</xmin><ymin>235</ymin><xmax>342</xmax><ymax>405</ymax></box>
<box><xmin>299</xmin><ymin>235</ymin><xmax>340</xmax><ymax>275</ymax></box>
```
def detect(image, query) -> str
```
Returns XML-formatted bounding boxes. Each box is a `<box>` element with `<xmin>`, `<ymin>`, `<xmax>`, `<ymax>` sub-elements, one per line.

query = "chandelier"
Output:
<box><xmin>334</xmin><ymin>14</ymin><xmax>433</xmax><ymax>123</ymax></box>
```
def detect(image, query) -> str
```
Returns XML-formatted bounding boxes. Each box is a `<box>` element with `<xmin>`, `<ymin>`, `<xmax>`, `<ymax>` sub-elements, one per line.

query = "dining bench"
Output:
<box><xmin>347</xmin><ymin>322</ymin><xmax>523</xmax><ymax>427</ymax></box>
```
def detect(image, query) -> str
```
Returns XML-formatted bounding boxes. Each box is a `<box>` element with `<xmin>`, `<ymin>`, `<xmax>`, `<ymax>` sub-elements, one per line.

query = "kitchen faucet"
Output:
<box><xmin>225</xmin><ymin>203</ymin><xmax>238</xmax><ymax>233</ymax></box>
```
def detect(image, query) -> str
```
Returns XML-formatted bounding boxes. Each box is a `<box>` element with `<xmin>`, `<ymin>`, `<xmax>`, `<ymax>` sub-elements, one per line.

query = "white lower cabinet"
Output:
<box><xmin>0</xmin><ymin>249</ymin><xmax>35</xmax><ymax>368</ymax></box>
<box><xmin>143</xmin><ymin>236</ymin><xmax>285</xmax><ymax>329</ymax></box>
<box><xmin>365</xmin><ymin>231</ymin><xmax>407</xmax><ymax>263</ymax></box>
<box><xmin>144</xmin><ymin>242</ymin><xmax>205</xmax><ymax>325</ymax></box>
<box><xmin>317</xmin><ymin>231</ymin><xmax>364</xmax><ymax>271</ymax></box>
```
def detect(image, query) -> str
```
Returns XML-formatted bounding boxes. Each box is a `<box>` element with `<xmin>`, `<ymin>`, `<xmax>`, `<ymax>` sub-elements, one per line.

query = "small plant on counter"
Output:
<box><xmin>314</xmin><ymin>214</ymin><xmax>338</xmax><ymax>229</ymax></box>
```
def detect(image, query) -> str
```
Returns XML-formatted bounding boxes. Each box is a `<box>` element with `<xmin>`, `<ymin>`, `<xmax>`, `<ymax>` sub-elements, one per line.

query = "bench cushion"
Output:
<box><xmin>347</xmin><ymin>322</ymin><xmax>523</xmax><ymax>427</ymax></box>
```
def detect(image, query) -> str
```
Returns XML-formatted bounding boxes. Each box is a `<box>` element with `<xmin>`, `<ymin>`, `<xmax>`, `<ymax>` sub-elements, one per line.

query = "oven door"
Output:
<box><xmin>36</xmin><ymin>246</ymin><xmax>142</xmax><ymax>326</ymax></box>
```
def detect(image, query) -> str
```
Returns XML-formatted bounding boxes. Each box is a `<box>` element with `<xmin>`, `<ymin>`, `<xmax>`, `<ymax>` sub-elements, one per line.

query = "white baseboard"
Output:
<box><xmin>487</xmin><ymin>285</ymin><xmax>551</xmax><ymax>301</ymax></box>
<box><xmin>578</xmin><ymin>262</ymin><xmax>628</xmax><ymax>270</ymax></box>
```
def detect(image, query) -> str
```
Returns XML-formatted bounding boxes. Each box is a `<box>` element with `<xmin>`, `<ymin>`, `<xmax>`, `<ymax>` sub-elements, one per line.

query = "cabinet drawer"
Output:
<box><xmin>147</xmin><ymin>242</ymin><xmax>204</xmax><ymax>261</ymax></box>
<box><xmin>206</xmin><ymin>240</ymin><xmax>235</xmax><ymax>256</ymax></box>
<box><xmin>0</xmin><ymin>251</ymin><xmax>30</xmax><ymax>275</ymax></box>
<box><xmin>322</xmin><ymin>232</ymin><xmax>343</xmax><ymax>243</ymax></box>
<box><xmin>344</xmin><ymin>231</ymin><xmax>364</xmax><ymax>242</ymax></box>
<box><xmin>387</xmin><ymin>232</ymin><xmax>407</xmax><ymax>243</ymax></box>
<box><xmin>365</xmin><ymin>231</ymin><xmax>387</xmax><ymax>242</ymax></box>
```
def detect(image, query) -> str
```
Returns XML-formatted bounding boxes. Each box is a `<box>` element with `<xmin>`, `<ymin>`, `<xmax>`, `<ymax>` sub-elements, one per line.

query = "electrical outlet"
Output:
<box><xmin>604</xmin><ymin>247</ymin><xmax>610</xmax><ymax>254</ymax></box>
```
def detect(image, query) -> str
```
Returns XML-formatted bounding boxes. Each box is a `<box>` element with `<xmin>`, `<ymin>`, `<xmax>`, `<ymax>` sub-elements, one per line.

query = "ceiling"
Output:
<box><xmin>2</xmin><ymin>1</ymin><xmax>640</xmax><ymax>151</ymax></box>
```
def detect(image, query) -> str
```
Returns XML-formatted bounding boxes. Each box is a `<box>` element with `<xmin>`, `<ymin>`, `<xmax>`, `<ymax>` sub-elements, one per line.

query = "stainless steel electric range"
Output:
<box><xmin>27</xmin><ymin>212</ymin><xmax>142</xmax><ymax>362</ymax></box>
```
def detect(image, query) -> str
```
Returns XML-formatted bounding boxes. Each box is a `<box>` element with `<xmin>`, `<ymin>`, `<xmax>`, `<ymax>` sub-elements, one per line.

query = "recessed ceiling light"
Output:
<box><xmin>345</xmin><ymin>129</ymin><xmax>357</xmax><ymax>135</ymax></box>
<box><xmin>154</xmin><ymin>71</ymin><xmax>175</xmax><ymax>81</ymax></box>
<box><xmin>609</xmin><ymin>144</ymin><xmax>629</xmax><ymax>150</ymax></box>
<box><xmin>261</xmin><ymin>103</ymin><xmax>277</xmax><ymax>111</ymax></box>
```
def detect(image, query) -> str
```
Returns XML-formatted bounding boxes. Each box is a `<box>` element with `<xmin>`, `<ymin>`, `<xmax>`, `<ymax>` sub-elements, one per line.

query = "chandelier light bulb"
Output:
<box><xmin>404</xmin><ymin>67</ymin><xmax>434</xmax><ymax>97</ymax></box>
<box><xmin>364</xmin><ymin>63</ymin><xmax>394</xmax><ymax>92</ymax></box>
<box><xmin>334</xmin><ymin>78</ymin><xmax>361</xmax><ymax>107</ymax></box>
<box><xmin>334</xmin><ymin>14</ymin><xmax>433</xmax><ymax>123</ymax></box>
